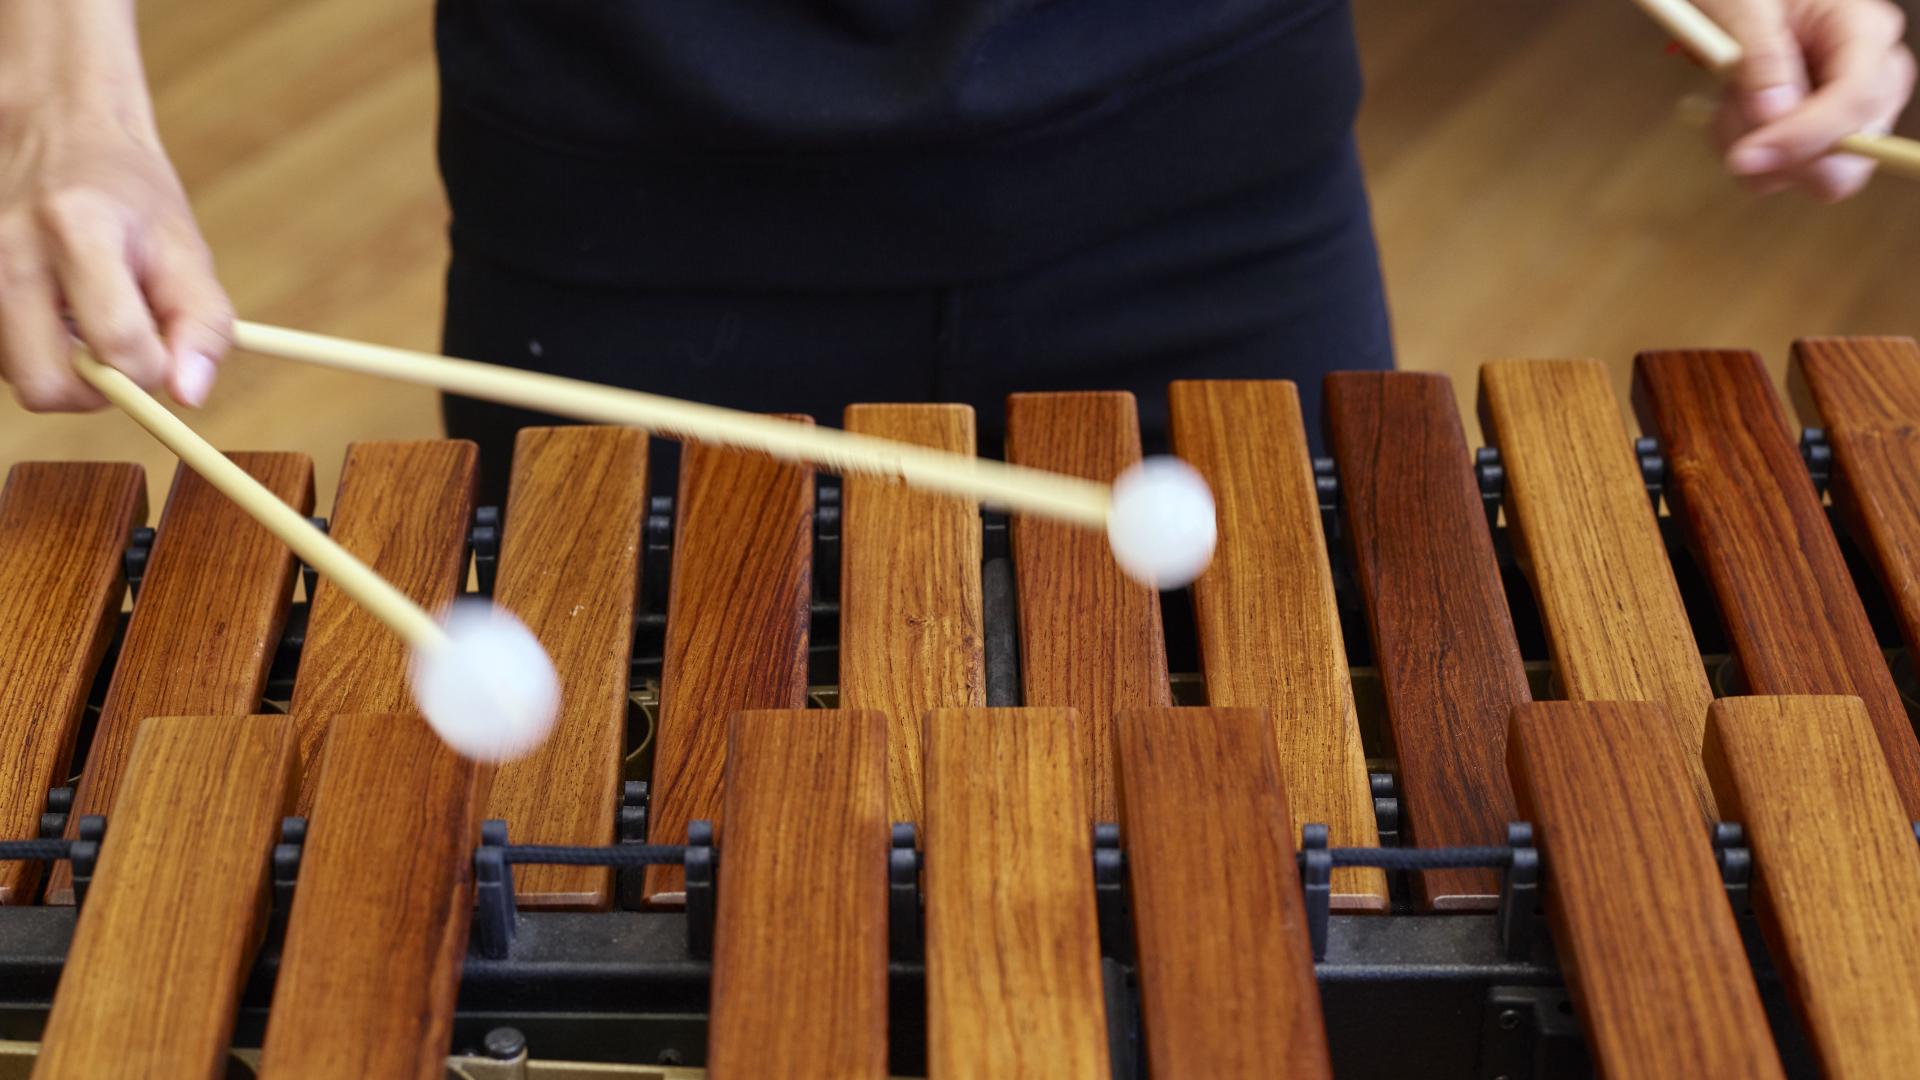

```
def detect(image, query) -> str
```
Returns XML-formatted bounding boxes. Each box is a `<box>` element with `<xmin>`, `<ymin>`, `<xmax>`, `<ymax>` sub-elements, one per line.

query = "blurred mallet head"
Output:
<box><xmin>1106</xmin><ymin>455</ymin><xmax>1218</xmax><ymax>589</ymax></box>
<box><xmin>409</xmin><ymin>600</ymin><xmax>561</xmax><ymax>762</ymax></box>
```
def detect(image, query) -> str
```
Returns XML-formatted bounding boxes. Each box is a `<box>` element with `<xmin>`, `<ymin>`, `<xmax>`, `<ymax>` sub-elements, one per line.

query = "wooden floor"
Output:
<box><xmin>3</xmin><ymin>0</ymin><xmax>1916</xmax><ymax>512</ymax></box>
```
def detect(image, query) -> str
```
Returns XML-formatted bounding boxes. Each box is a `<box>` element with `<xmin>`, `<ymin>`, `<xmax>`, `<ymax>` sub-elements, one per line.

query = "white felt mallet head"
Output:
<box><xmin>65</xmin><ymin>344</ymin><xmax>561</xmax><ymax>763</ymax></box>
<box><xmin>1106</xmin><ymin>455</ymin><xmax>1218</xmax><ymax>589</ymax></box>
<box><xmin>409</xmin><ymin>600</ymin><xmax>562</xmax><ymax>762</ymax></box>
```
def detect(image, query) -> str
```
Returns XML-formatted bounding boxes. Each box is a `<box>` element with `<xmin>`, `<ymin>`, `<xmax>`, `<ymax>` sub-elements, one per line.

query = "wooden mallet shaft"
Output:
<box><xmin>1634</xmin><ymin>0</ymin><xmax>1745</xmax><ymax>69</ymax></box>
<box><xmin>1635</xmin><ymin>0</ymin><xmax>1920</xmax><ymax>179</ymax></box>
<box><xmin>71</xmin><ymin>350</ymin><xmax>449</xmax><ymax>653</ymax></box>
<box><xmin>232</xmin><ymin>321</ymin><xmax>1113</xmax><ymax>529</ymax></box>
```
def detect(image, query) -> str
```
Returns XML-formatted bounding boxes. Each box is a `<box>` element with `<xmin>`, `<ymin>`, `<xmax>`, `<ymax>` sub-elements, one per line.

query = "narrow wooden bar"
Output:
<box><xmin>484</xmin><ymin>427</ymin><xmax>647</xmax><ymax>910</ymax></box>
<box><xmin>259</xmin><ymin>712</ymin><xmax>485</xmax><ymax>1080</ymax></box>
<box><xmin>841</xmin><ymin>404</ymin><xmax>985</xmax><ymax>826</ymax></box>
<box><xmin>1478</xmin><ymin>360</ymin><xmax>1717</xmax><ymax>814</ymax></box>
<box><xmin>1325</xmin><ymin>372</ymin><xmax>1528</xmax><ymax>911</ymax></box>
<box><xmin>261</xmin><ymin>443</ymin><xmax>484</xmax><ymax>1078</ymax></box>
<box><xmin>1117</xmin><ymin>706</ymin><xmax>1331</xmax><ymax>1078</ymax></box>
<box><xmin>1704</xmin><ymin>695</ymin><xmax>1920</xmax><ymax>1080</ymax></box>
<box><xmin>707</xmin><ymin>709</ymin><xmax>888</xmax><ymax>1079</ymax></box>
<box><xmin>923</xmin><ymin>707</ymin><xmax>1107</xmax><ymax>1079</ymax></box>
<box><xmin>1005</xmin><ymin>391</ymin><xmax>1169</xmax><ymax>823</ymax></box>
<box><xmin>36</xmin><ymin>715</ymin><xmax>298</xmax><ymax>1079</ymax></box>
<box><xmin>1169</xmin><ymin>380</ymin><xmax>1385</xmax><ymax>910</ymax></box>
<box><xmin>1790</xmin><ymin>336</ymin><xmax>1920</xmax><ymax>671</ymax></box>
<box><xmin>645</xmin><ymin>425</ymin><xmax>814</xmax><ymax>903</ymax></box>
<box><xmin>0</xmin><ymin>463</ymin><xmax>143</xmax><ymax>904</ymax></box>
<box><xmin>288</xmin><ymin>440</ymin><xmax>478</xmax><ymax>813</ymax></box>
<box><xmin>51</xmin><ymin>454</ymin><xmax>311</xmax><ymax>904</ymax></box>
<box><xmin>1507</xmin><ymin>701</ymin><xmax>1782</xmax><ymax>1079</ymax></box>
<box><xmin>1634</xmin><ymin>349</ymin><xmax>1920</xmax><ymax>817</ymax></box>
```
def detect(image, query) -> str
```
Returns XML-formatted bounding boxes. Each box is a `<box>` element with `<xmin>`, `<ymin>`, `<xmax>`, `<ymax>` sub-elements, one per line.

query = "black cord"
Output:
<box><xmin>1326</xmin><ymin>845</ymin><xmax>1515</xmax><ymax>871</ymax></box>
<box><xmin>501</xmin><ymin>844</ymin><xmax>686</xmax><ymax>867</ymax></box>
<box><xmin>494</xmin><ymin>842</ymin><xmax>1521</xmax><ymax>872</ymax></box>
<box><xmin>0</xmin><ymin>839</ymin><xmax>73</xmax><ymax>862</ymax></box>
<box><xmin>0</xmin><ymin>836</ymin><xmax>1522</xmax><ymax>873</ymax></box>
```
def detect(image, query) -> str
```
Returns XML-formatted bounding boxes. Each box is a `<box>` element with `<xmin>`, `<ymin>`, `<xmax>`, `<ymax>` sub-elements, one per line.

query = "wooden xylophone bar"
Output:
<box><xmin>1</xmin><ymin>344</ymin><xmax>1920</xmax><ymax>1076</ymax></box>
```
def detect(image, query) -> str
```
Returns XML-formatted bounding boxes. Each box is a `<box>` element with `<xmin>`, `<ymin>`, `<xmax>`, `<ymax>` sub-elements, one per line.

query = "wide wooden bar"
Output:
<box><xmin>36</xmin><ymin>715</ymin><xmax>298</xmax><ymax>1079</ymax></box>
<box><xmin>1634</xmin><ymin>349</ymin><xmax>1920</xmax><ymax>817</ymax></box>
<box><xmin>1169</xmin><ymin>380</ymin><xmax>1385</xmax><ymax>910</ymax></box>
<box><xmin>0</xmin><ymin>463</ymin><xmax>143</xmax><ymax>904</ymax></box>
<box><xmin>923</xmin><ymin>707</ymin><xmax>1107</xmax><ymax>1079</ymax></box>
<box><xmin>484</xmin><ymin>427</ymin><xmax>647</xmax><ymax>909</ymax></box>
<box><xmin>1790</xmin><ymin>336</ymin><xmax>1920</xmax><ymax>668</ymax></box>
<box><xmin>288</xmin><ymin>440</ymin><xmax>478</xmax><ymax>813</ymax></box>
<box><xmin>1478</xmin><ymin>360</ymin><xmax>1717</xmax><ymax>814</ymax></box>
<box><xmin>1704</xmin><ymin>695</ymin><xmax>1920</xmax><ymax>1079</ymax></box>
<box><xmin>1325</xmin><ymin>372</ymin><xmax>1528</xmax><ymax>910</ymax></box>
<box><xmin>707</xmin><ymin>709</ymin><xmax>888</xmax><ymax>1079</ymax></box>
<box><xmin>645</xmin><ymin>427</ymin><xmax>814</xmax><ymax>903</ymax></box>
<box><xmin>1507</xmin><ymin>701</ymin><xmax>1782</xmax><ymax>1079</ymax></box>
<box><xmin>259</xmin><ymin>713</ymin><xmax>485</xmax><ymax>1080</ymax></box>
<box><xmin>841</xmin><ymin>404</ymin><xmax>985</xmax><ymax>826</ymax></box>
<box><xmin>1117</xmin><ymin>706</ymin><xmax>1331</xmax><ymax>1078</ymax></box>
<box><xmin>51</xmin><ymin>454</ymin><xmax>311</xmax><ymax>904</ymax></box>
<box><xmin>1005</xmin><ymin>391</ymin><xmax>1169</xmax><ymax>823</ymax></box>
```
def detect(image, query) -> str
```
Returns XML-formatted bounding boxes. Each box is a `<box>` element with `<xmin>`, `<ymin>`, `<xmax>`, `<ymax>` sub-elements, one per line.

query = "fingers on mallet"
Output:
<box><xmin>1777</xmin><ymin>62</ymin><xmax>1904</xmax><ymax>195</ymax></box>
<box><xmin>41</xmin><ymin>198</ymin><xmax>170</xmax><ymax>389</ymax></box>
<box><xmin>1804</xmin><ymin>154</ymin><xmax>1878</xmax><ymax>201</ymax></box>
<box><xmin>1731</xmin><ymin>38</ymin><xmax>1808</xmax><ymax>103</ymax></box>
<box><xmin>148</xmin><ymin>237</ymin><xmax>234</xmax><ymax>406</ymax></box>
<box><xmin>0</xmin><ymin>257</ymin><xmax>102</xmax><ymax>411</ymax></box>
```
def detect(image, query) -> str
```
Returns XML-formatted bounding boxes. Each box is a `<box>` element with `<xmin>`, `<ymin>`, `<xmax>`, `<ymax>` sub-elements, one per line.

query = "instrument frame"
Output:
<box><xmin>0</xmin><ymin>438</ymin><xmax>1878</xmax><ymax>1079</ymax></box>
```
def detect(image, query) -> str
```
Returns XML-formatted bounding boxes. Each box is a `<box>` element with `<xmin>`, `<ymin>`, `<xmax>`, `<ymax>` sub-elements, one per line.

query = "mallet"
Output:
<box><xmin>72</xmin><ymin>350</ymin><xmax>561</xmax><ymax>763</ymax></box>
<box><xmin>232</xmin><ymin>321</ymin><xmax>1219</xmax><ymax>589</ymax></box>
<box><xmin>1635</xmin><ymin>0</ymin><xmax>1920</xmax><ymax>180</ymax></box>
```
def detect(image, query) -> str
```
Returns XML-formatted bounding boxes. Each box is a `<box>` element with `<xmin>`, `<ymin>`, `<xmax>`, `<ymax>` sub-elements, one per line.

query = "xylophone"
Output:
<box><xmin>3</xmin><ymin>339</ymin><xmax>1920</xmax><ymax>1078</ymax></box>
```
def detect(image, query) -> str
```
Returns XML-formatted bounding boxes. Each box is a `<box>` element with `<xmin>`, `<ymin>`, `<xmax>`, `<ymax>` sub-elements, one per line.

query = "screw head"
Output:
<box><xmin>483</xmin><ymin>1026</ymin><xmax>527</xmax><ymax>1060</ymax></box>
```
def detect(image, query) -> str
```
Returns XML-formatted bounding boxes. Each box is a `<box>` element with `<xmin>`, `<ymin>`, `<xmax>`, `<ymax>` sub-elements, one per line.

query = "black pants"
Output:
<box><xmin>441</xmin><ymin>138</ymin><xmax>1393</xmax><ymax>508</ymax></box>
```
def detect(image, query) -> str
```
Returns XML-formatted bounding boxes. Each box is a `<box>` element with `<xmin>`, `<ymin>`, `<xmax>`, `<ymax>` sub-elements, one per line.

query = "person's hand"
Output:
<box><xmin>1696</xmin><ymin>0</ymin><xmax>1916</xmax><ymax>199</ymax></box>
<box><xmin>0</xmin><ymin>9</ymin><xmax>230</xmax><ymax>412</ymax></box>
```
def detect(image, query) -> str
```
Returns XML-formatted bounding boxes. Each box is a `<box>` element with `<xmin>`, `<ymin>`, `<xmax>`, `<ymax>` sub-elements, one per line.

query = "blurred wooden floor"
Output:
<box><xmin>2</xmin><ymin>0</ymin><xmax>1916</xmax><ymax>513</ymax></box>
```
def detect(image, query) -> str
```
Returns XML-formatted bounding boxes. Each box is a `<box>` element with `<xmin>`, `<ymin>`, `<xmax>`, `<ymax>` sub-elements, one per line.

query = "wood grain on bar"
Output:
<box><xmin>1790</xmin><ymin>336</ymin><xmax>1920</xmax><ymax>674</ymax></box>
<box><xmin>1704</xmin><ymin>695</ymin><xmax>1920</xmax><ymax>1080</ymax></box>
<box><xmin>841</xmin><ymin>404</ymin><xmax>985</xmax><ymax>826</ymax></box>
<box><xmin>646</xmin><ymin>426</ymin><xmax>813</xmax><ymax>902</ymax></box>
<box><xmin>288</xmin><ymin>440</ymin><xmax>477</xmax><ymax>813</ymax></box>
<box><xmin>1478</xmin><ymin>360</ymin><xmax>1717</xmax><ymax>813</ymax></box>
<box><xmin>1006</xmin><ymin>391</ymin><xmax>1169</xmax><ymax>823</ymax></box>
<box><xmin>0</xmin><ymin>463</ymin><xmax>143</xmax><ymax>904</ymax></box>
<box><xmin>1325</xmin><ymin>372</ymin><xmax>1528</xmax><ymax>911</ymax></box>
<box><xmin>1118</xmin><ymin>706</ymin><xmax>1329</xmax><ymax>1077</ymax></box>
<box><xmin>708</xmin><ymin>709</ymin><xmax>888</xmax><ymax>1080</ymax></box>
<box><xmin>1169</xmin><ymin>380</ymin><xmax>1385</xmax><ymax>910</ymax></box>
<box><xmin>485</xmin><ymin>427</ymin><xmax>647</xmax><ymax>910</ymax></box>
<box><xmin>1634</xmin><ymin>350</ymin><xmax>1920</xmax><ymax>817</ymax></box>
<box><xmin>36</xmin><ymin>715</ymin><xmax>298</xmax><ymax>1080</ymax></box>
<box><xmin>263</xmin><ymin>444</ymin><xmax>483</xmax><ymax>1077</ymax></box>
<box><xmin>259</xmin><ymin>712</ymin><xmax>485</xmax><ymax>1080</ymax></box>
<box><xmin>1507</xmin><ymin>701</ymin><xmax>1782</xmax><ymax>1079</ymax></box>
<box><xmin>51</xmin><ymin>454</ymin><xmax>310</xmax><ymax>905</ymax></box>
<box><xmin>923</xmin><ymin>707</ymin><xmax>1107</xmax><ymax>1079</ymax></box>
